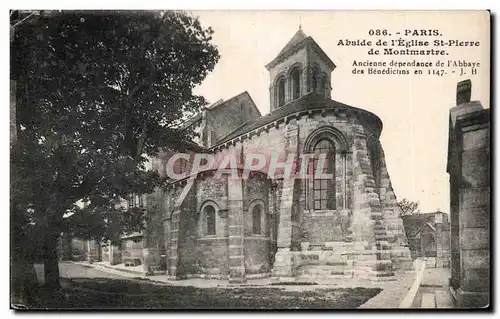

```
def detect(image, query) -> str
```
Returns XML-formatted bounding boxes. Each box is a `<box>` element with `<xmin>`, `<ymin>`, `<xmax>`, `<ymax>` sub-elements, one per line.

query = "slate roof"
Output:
<box><xmin>210</xmin><ymin>91</ymin><xmax>261</xmax><ymax>116</ymax></box>
<box><xmin>181</xmin><ymin>112</ymin><xmax>202</xmax><ymax>129</ymax></box>
<box><xmin>401</xmin><ymin>212</ymin><xmax>448</xmax><ymax>238</ymax></box>
<box><xmin>182</xmin><ymin>91</ymin><xmax>261</xmax><ymax>131</ymax></box>
<box><xmin>266</xmin><ymin>29</ymin><xmax>336</xmax><ymax>70</ymax></box>
<box><xmin>277</xmin><ymin>28</ymin><xmax>307</xmax><ymax>57</ymax></box>
<box><xmin>215</xmin><ymin>92</ymin><xmax>382</xmax><ymax>145</ymax></box>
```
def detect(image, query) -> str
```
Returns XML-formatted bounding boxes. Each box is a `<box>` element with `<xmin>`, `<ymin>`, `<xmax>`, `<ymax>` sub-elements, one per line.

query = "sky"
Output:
<box><xmin>190</xmin><ymin>10</ymin><xmax>490</xmax><ymax>214</ymax></box>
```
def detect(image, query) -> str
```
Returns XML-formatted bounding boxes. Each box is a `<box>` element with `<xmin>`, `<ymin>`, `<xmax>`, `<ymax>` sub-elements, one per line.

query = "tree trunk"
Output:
<box><xmin>43</xmin><ymin>231</ymin><xmax>60</xmax><ymax>290</ymax></box>
<box><xmin>11</xmin><ymin>253</ymin><xmax>37</xmax><ymax>307</ymax></box>
<box><xmin>11</xmin><ymin>208</ymin><xmax>38</xmax><ymax>307</ymax></box>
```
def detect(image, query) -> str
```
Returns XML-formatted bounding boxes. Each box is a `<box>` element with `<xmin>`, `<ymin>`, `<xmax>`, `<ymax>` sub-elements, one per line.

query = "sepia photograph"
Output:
<box><xmin>9</xmin><ymin>9</ymin><xmax>491</xmax><ymax>310</ymax></box>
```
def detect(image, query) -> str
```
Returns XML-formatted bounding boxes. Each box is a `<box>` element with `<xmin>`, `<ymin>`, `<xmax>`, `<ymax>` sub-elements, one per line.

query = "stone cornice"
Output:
<box><xmin>211</xmin><ymin>107</ymin><xmax>382</xmax><ymax>152</ymax></box>
<box><xmin>456</xmin><ymin>108</ymin><xmax>490</xmax><ymax>132</ymax></box>
<box><xmin>265</xmin><ymin>37</ymin><xmax>336</xmax><ymax>71</ymax></box>
<box><xmin>165</xmin><ymin>167</ymin><xmax>269</xmax><ymax>189</ymax></box>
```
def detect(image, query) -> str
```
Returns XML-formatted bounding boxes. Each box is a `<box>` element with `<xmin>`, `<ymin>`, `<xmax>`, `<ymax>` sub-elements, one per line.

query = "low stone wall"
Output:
<box><xmin>101</xmin><ymin>246</ymin><xmax>110</xmax><ymax>263</ymax></box>
<box><xmin>121</xmin><ymin>248</ymin><xmax>143</xmax><ymax>262</ymax></box>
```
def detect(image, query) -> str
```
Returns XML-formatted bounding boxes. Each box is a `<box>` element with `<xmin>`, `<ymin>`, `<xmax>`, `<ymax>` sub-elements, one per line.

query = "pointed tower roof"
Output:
<box><xmin>277</xmin><ymin>27</ymin><xmax>307</xmax><ymax>56</ymax></box>
<box><xmin>265</xmin><ymin>28</ymin><xmax>335</xmax><ymax>71</ymax></box>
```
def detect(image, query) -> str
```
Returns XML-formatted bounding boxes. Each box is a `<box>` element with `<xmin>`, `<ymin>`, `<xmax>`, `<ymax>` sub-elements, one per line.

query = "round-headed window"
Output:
<box><xmin>204</xmin><ymin>205</ymin><xmax>216</xmax><ymax>236</ymax></box>
<box><xmin>252</xmin><ymin>205</ymin><xmax>262</xmax><ymax>234</ymax></box>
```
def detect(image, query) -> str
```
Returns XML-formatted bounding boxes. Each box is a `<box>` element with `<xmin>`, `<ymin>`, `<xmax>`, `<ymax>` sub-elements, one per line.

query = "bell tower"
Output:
<box><xmin>265</xmin><ymin>27</ymin><xmax>336</xmax><ymax>112</ymax></box>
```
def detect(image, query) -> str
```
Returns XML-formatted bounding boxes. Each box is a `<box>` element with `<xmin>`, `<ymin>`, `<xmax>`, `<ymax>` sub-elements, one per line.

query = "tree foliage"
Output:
<box><xmin>398</xmin><ymin>198</ymin><xmax>420</xmax><ymax>216</ymax></box>
<box><xmin>10</xmin><ymin>10</ymin><xmax>219</xmax><ymax>288</ymax></box>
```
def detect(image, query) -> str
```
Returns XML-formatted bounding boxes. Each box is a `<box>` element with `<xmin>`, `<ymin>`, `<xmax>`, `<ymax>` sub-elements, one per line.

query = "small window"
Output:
<box><xmin>277</xmin><ymin>77</ymin><xmax>286</xmax><ymax>107</ymax></box>
<box><xmin>127</xmin><ymin>193</ymin><xmax>143</xmax><ymax>208</ymax></box>
<box><xmin>174</xmin><ymin>158</ymin><xmax>183</xmax><ymax>175</ymax></box>
<box><xmin>252</xmin><ymin>205</ymin><xmax>262</xmax><ymax>234</ymax></box>
<box><xmin>291</xmin><ymin>68</ymin><xmax>301</xmax><ymax>100</ymax></box>
<box><xmin>178</xmin><ymin>158</ymin><xmax>191</xmax><ymax>174</ymax></box>
<box><xmin>200</xmin><ymin>157</ymin><xmax>208</xmax><ymax>167</ymax></box>
<box><xmin>205</xmin><ymin>205</ymin><xmax>216</xmax><ymax>236</ymax></box>
<box><xmin>208</xmin><ymin>130</ymin><xmax>216</xmax><ymax>147</ymax></box>
<box><xmin>312</xmin><ymin>66</ymin><xmax>320</xmax><ymax>93</ymax></box>
<box><xmin>320</xmin><ymin>76</ymin><xmax>328</xmax><ymax>97</ymax></box>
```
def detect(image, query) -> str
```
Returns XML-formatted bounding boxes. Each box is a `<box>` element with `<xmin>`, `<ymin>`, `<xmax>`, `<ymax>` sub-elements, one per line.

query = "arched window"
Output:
<box><xmin>173</xmin><ymin>157</ymin><xmax>190</xmax><ymax>175</ymax></box>
<box><xmin>277</xmin><ymin>77</ymin><xmax>286</xmax><ymax>107</ymax></box>
<box><xmin>320</xmin><ymin>75</ymin><xmax>328</xmax><ymax>97</ymax></box>
<box><xmin>311</xmin><ymin>66</ymin><xmax>320</xmax><ymax>93</ymax></box>
<box><xmin>312</xmin><ymin>139</ymin><xmax>336</xmax><ymax>210</ymax></box>
<box><xmin>291</xmin><ymin>68</ymin><xmax>301</xmax><ymax>100</ymax></box>
<box><xmin>252</xmin><ymin>205</ymin><xmax>262</xmax><ymax>234</ymax></box>
<box><xmin>204</xmin><ymin>205</ymin><xmax>216</xmax><ymax>236</ymax></box>
<box><xmin>128</xmin><ymin>193</ymin><xmax>143</xmax><ymax>208</ymax></box>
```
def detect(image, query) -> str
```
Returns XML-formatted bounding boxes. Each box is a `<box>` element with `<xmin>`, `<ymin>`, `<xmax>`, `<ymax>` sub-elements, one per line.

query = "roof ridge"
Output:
<box><xmin>277</xmin><ymin>28</ymin><xmax>308</xmax><ymax>56</ymax></box>
<box><xmin>213</xmin><ymin>93</ymin><xmax>384</xmax><ymax>147</ymax></box>
<box><xmin>208</xmin><ymin>91</ymin><xmax>248</xmax><ymax>110</ymax></box>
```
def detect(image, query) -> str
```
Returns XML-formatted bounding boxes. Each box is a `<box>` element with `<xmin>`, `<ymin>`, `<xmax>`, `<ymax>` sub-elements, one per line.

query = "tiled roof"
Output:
<box><xmin>402</xmin><ymin>214</ymin><xmax>435</xmax><ymax>237</ymax></box>
<box><xmin>181</xmin><ymin>112</ymin><xmax>202</xmax><ymax>129</ymax></box>
<box><xmin>210</xmin><ymin>91</ymin><xmax>261</xmax><ymax>116</ymax></box>
<box><xmin>266</xmin><ymin>29</ymin><xmax>336</xmax><ymax>70</ymax></box>
<box><xmin>181</xmin><ymin>91</ymin><xmax>261</xmax><ymax>131</ymax></box>
<box><xmin>215</xmin><ymin>93</ymin><xmax>382</xmax><ymax>145</ymax></box>
<box><xmin>277</xmin><ymin>28</ymin><xmax>307</xmax><ymax>57</ymax></box>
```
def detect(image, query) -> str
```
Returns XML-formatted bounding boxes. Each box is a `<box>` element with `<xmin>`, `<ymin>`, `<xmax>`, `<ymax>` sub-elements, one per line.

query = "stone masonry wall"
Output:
<box><xmin>197</xmin><ymin>237</ymin><xmax>229</xmax><ymax>276</ymax></box>
<box><xmin>376</xmin><ymin>141</ymin><xmax>408</xmax><ymax>246</ymax></box>
<box><xmin>243</xmin><ymin>174</ymin><xmax>271</xmax><ymax>273</ymax></box>
<box><xmin>243</xmin><ymin>174</ymin><xmax>269</xmax><ymax>214</ymax></box>
<box><xmin>176</xmin><ymin>181</ymin><xmax>199</xmax><ymax>278</ymax></box>
<box><xmin>227</xmin><ymin>174</ymin><xmax>246</xmax><ymax>283</ymax></box>
<box><xmin>164</xmin><ymin>174</ymin><xmax>233</xmax><ymax>278</ymax></box>
<box><xmin>350</xmin><ymin>124</ymin><xmax>394</xmax><ymax>277</ymax></box>
<box><xmin>181</xmin><ymin>103</ymin><xmax>413</xmax><ymax>280</ymax></box>
<box><xmin>269</xmin><ymin>46</ymin><xmax>308</xmax><ymax>111</ymax></box>
<box><xmin>371</xmin><ymin>138</ymin><xmax>413</xmax><ymax>270</ymax></box>
<box><xmin>244</xmin><ymin>238</ymin><xmax>270</xmax><ymax>274</ymax></box>
<box><xmin>142</xmin><ymin>189</ymin><xmax>168</xmax><ymax>270</ymax></box>
<box><xmin>458</xmin><ymin>119</ymin><xmax>490</xmax><ymax>306</ymax></box>
<box><xmin>195</xmin><ymin>174</ymin><xmax>229</xmax><ymax>276</ymax></box>
<box><xmin>198</xmin><ymin>175</ymin><xmax>227</xmax><ymax>211</ymax></box>
<box><xmin>208</xmin><ymin>92</ymin><xmax>261</xmax><ymax>147</ymax></box>
<box><xmin>302</xmin><ymin>212</ymin><xmax>344</xmax><ymax>245</ymax></box>
<box><xmin>120</xmin><ymin>238</ymin><xmax>143</xmax><ymax>261</ymax></box>
<box><xmin>164</xmin><ymin>180</ymin><xmax>195</xmax><ymax>278</ymax></box>
<box><xmin>163</xmin><ymin>185</ymin><xmax>182</xmax><ymax>277</ymax></box>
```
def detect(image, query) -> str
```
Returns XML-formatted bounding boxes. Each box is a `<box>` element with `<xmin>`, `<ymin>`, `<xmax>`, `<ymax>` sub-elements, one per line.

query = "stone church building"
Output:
<box><xmin>402</xmin><ymin>211</ymin><xmax>450</xmax><ymax>268</ymax></box>
<box><xmin>97</xmin><ymin>28</ymin><xmax>414</xmax><ymax>283</ymax></box>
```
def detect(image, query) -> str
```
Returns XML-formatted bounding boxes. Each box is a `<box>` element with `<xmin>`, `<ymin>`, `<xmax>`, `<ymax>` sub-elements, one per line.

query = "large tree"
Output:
<box><xmin>11</xmin><ymin>10</ymin><xmax>219</xmax><ymax>292</ymax></box>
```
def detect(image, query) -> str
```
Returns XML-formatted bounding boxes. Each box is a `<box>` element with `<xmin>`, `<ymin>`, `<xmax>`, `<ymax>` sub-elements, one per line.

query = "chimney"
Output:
<box><xmin>456</xmin><ymin>79</ymin><xmax>472</xmax><ymax>105</ymax></box>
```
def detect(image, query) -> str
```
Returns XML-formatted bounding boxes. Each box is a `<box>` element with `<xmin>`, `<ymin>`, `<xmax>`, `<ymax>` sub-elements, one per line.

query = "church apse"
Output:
<box><xmin>142</xmin><ymin>27</ymin><xmax>413</xmax><ymax>283</ymax></box>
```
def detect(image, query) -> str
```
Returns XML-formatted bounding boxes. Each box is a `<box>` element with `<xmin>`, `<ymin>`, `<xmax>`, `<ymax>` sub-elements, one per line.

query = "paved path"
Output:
<box><xmin>74</xmin><ymin>261</ymin><xmax>396</xmax><ymax>291</ymax></box>
<box><xmin>34</xmin><ymin>262</ymin><xmax>128</xmax><ymax>284</ymax></box>
<box><xmin>358</xmin><ymin>271</ymin><xmax>417</xmax><ymax>309</ymax></box>
<box><xmin>42</xmin><ymin>262</ymin><xmax>425</xmax><ymax>308</ymax></box>
<box><xmin>411</xmin><ymin>267</ymin><xmax>454</xmax><ymax>308</ymax></box>
<box><xmin>60</xmin><ymin>262</ymin><xmax>129</xmax><ymax>280</ymax></box>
